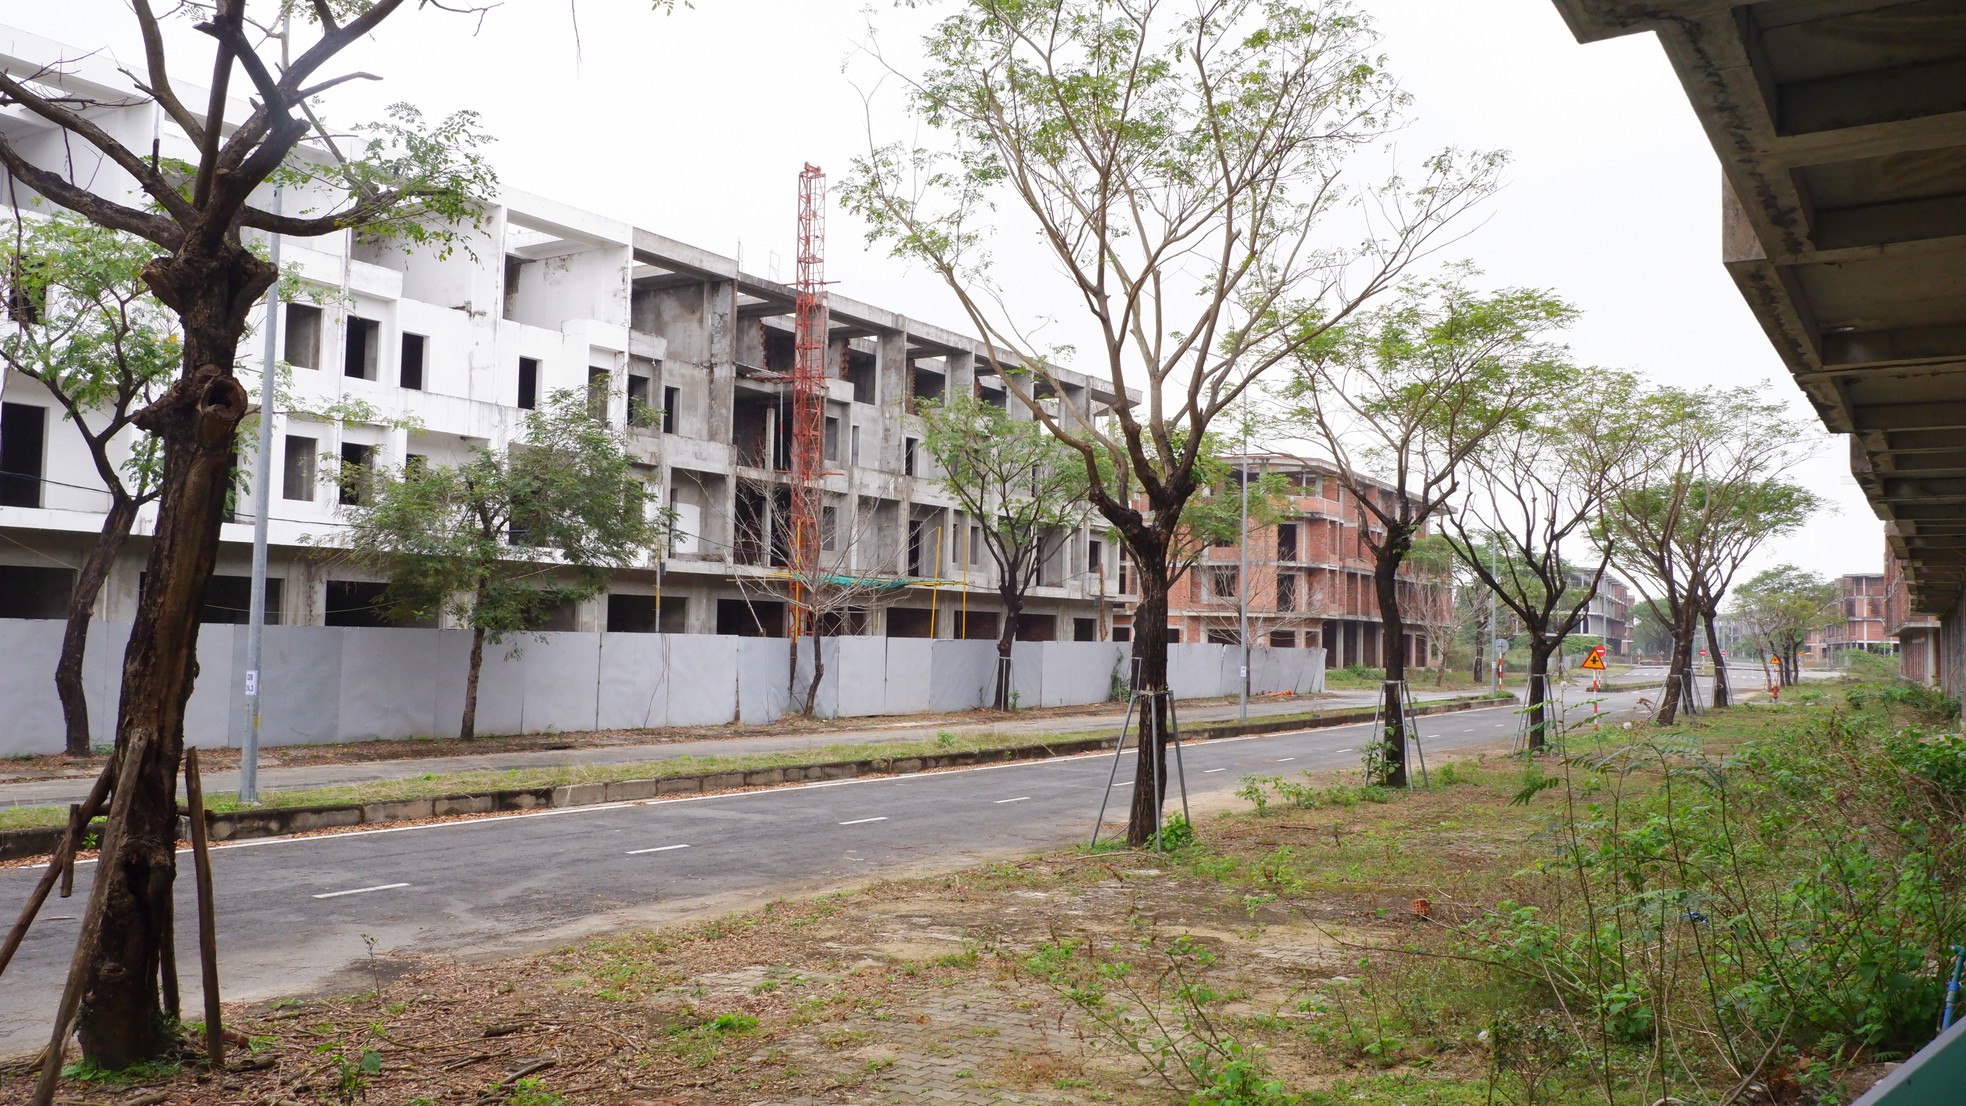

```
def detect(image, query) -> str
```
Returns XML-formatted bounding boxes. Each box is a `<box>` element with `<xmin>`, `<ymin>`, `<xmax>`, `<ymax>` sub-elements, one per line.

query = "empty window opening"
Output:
<box><xmin>717</xmin><ymin>597</ymin><xmax>785</xmax><ymax>637</ymax></box>
<box><xmin>502</xmin><ymin>255</ymin><xmax>526</xmax><ymax>320</ymax></box>
<box><xmin>887</xmin><ymin>607</ymin><xmax>933</xmax><ymax>638</ymax></box>
<box><xmin>1270</xmin><ymin>630</ymin><xmax>1296</xmax><ymax>648</ymax></box>
<box><xmin>1207</xmin><ymin>627</ymin><xmax>1236</xmax><ymax>645</ymax></box>
<box><xmin>607</xmin><ymin>593</ymin><xmax>657</xmax><ymax>633</ymax></box>
<box><xmin>0</xmin><ymin>402</ymin><xmax>46</xmax><ymax>508</ymax></box>
<box><xmin>198</xmin><ymin>574</ymin><xmax>282</xmax><ymax>625</ymax></box>
<box><xmin>907</xmin><ymin>519</ymin><xmax>927</xmax><ymax>577</ymax></box>
<box><xmin>284</xmin><ymin>303</ymin><xmax>322</xmax><ymax>369</ymax></box>
<box><xmin>662</xmin><ymin>386</ymin><xmax>679</xmax><ymax>435</ymax></box>
<box><xmin>958</xmin><ymin>611</ymin><xmax>999</xmax><ymax>641</ymax></box>
<box><xmin>627</xmin><ymin>373</ymin><xmax>654</xmax><ymax>428</ymax></box>
<box><xmin>843</xmin><ymin>349</ymin><xmax>877</xmax><ymax>403</ymax></box>
<box><xmin>344</xmin><ymin>315</ymin><xmax>380</xmax><ymax>380</ymax></box>
<box><xmin>1212</xmin><ymin>566</ymin><xmax>1239</xmax><ymax>599</ymax></box>
<box><xmin>1074</xmin><ymin>617</ymin><xmax>1098</xmax><ymax>642</ymax></box>
<box><xmin>339</xmin><ymin>442</ymin><xmax>375</xmax><ymax>506</ymax></box>
<box><xmin>588</xmin><ymin>366</ymin><xmax>611</xmax><ymax>423</ymax></box>
<box><xmin>1014</xmin><ymin>612</ymin><xmax>1057</xmax><ymax>642</ymax></box>
<box><xmin>1277</xmin><ymin>572</ymin><xmax>1297</xmax><ymax>611</ymax></box>
<box><xmin>1277</xmin><ymin>522</ymin><xmax>1298</xmax><ymax>560</ymax></box>
<box><xmin>325</xmin><ymin>580</ymin><xmax>407</xmax><ymax>628</ymax></box>
<box><xmin>0</xmin><ymin>564</ymin><xmax>74</xmax><ymax>619</ymax></box>
<box><xmin>282</xmin><ymin>435</ymin><xmax>317</xmax><ymax>501</ymax></box>
<box><xmin>400</xmin><ymin>333</ymin><xmax>426</xmax><ymax>390</ymax></box>
<box><xmin>909</xmin><ymin>365</ymin><xmax>945</xmax><ymax>411</ymax></box>
<box><xmin>904</xmin><ymin>437</ymin><xmax>919</xmax><ymax>477</ymax></box>
<box><xmin>850</xmin><ymin>424</ymin><xmax>861</xmax><ymax>467</ymax></box>
<box><xmin>821</xmin><ymin>504</ymin><xmax>839</xmax><ymax>551</ymax></box>
<box><xmin>823</xmin><ymin>415</ymin><xmax>840</xmax><ymax>462</ymax></box>
<box><xmin>518</xmin><ymin>357</ymin><xmax>539</xmax><ymax>410</ymax></box>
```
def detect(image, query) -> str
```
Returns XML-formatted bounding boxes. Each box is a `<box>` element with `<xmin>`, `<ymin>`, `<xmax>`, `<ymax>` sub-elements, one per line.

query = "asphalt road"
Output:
<box><xmin>0</xmin><ymin>684</ymin><xmax>1672</xmax><ymax>1055</ymax></box>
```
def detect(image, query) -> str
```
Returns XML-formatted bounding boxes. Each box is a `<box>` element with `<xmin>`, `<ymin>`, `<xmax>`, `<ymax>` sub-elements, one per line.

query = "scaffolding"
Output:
<box><xmin>789</xmin><ymin>164</ymin><xmax>829</xmax><ymax>639</ymax></box>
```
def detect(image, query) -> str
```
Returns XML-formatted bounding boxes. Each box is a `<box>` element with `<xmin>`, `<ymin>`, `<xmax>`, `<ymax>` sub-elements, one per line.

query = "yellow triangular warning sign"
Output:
<box><xmin>1580</xmin><ymin>645</ymin><xmax>1606</xmax><ymax>671</ymax></box>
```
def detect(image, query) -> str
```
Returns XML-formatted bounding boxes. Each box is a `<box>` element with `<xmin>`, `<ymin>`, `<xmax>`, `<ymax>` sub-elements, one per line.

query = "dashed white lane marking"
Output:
<box><xmin>627</xmin><ymin>844</ymin><xmax>691</xmax><ymax>855</ymax></box>
<box><xmin>994</xmin><ymin>796</ymin><xmax>1031</xmax><ymax>804</ymax></box>
<box><xmin>838</xmin><ymin>816</ymin><xmax>888</xmax><ymax>826</ymax></box>
<box><xmin>1276</xmin><ymin>757</ymin><xmax>1296</xmax><ymax>763</ymax></box>
<box><xmin>1203</xmin><ymin>768</ymin><xmax>1227</xmax><ymax>774</ymax></box>
<box><xmin>29</xmin><ymin>703</ymin><xmax>1524</xmax><ymax>872</ymax></box>
<box><xmin>1334</xmin><ymin>748</ymin><xmax>1353</xmax><ymax>753</ymax></box>
<box><xmin>313</xmin><ymin>882</ymin><xmax>408</xmax><ymax>900</ymax></box>
<box><xmin>1112</xmin><ymin>780</ymin><xmax>1132</xmax><ymax>788</ymax></box>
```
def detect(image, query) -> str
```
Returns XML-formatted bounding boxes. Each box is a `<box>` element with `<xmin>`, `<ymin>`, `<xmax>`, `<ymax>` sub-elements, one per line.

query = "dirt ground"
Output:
<box><xmin>0</xmin><ymin>748</ymin><xmax>1538</xmax><ymax>1106</ymax></box>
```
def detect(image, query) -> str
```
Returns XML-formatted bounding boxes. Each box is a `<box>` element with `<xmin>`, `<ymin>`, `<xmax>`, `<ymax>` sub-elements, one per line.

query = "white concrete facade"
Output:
<box><xmin>0</xmin><ymin>27</ymin><xmax>1133</xmax><ymax>644</ymax></box>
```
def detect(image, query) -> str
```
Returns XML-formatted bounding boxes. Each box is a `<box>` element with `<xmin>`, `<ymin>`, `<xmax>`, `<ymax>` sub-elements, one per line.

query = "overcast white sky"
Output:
<box><xmin>14</xmin><ymin>0</ymin><xmax>1880</xmax><ymax>580</ymax></box>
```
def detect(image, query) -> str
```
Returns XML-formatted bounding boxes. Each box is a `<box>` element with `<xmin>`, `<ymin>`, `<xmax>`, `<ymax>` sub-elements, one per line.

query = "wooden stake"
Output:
<box><xmin>184</xmin><ymin>748</ymin><xmax>222</xmax><ymax>1072</ymax></box>
<box><xmin>59</xmin><ymin>804</ymin><xmax>80</xmax><ymax>899</ymax></box>
<box><xmin>0</xmin><ymin>765</ymin><xmax>112</xmax><ymax>981</ymax></box>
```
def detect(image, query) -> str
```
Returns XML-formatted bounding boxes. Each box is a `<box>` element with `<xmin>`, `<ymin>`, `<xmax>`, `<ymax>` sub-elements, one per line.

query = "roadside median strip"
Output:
<box><xmin>0</xmin><ymin>692</ymin><xmax>1509</xmax><ymax>861</ymax></box>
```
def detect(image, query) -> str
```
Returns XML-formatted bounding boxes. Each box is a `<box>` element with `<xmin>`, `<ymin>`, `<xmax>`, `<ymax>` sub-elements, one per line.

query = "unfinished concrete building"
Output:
<box><xmin>0</xmin><ymin>27</ymin><xmax>1131</xmax><ymax>645</ymax></box>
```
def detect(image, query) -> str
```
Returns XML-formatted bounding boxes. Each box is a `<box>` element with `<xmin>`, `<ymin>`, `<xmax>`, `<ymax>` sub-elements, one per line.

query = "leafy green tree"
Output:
<box><xmin>1730</xmin><ymin>565</ymin><xmax>1837</xmax><ymax>687</ymax></box>
<box><xmin>339</xmin><ymin>392</ymin><xmax>665</xmax><ymax>740</ymax></box>
<box><xmin>0</xmin><ymin>215</ymin><xmax>177</xmax><ymax>756</ymax></box>
<box><xmin>1442</xmin><ymin>369</ymin><xmax>1642</xmax><ymax>750</ymax></box>
<box><xmin>2</xmin><ymin>1</ymin><xmax>500</xmax><ymax>1068</ymax></box>
<box><xmin>918</xmin><ymin>395</ymin><xmax>1093</xmax><ymax>709</ymax></box>
<box><xmin>844</xmin><ymin>0</ymin><xmax>1501</xmax><ymax>843</ymax></box>
<box><xmin>1598</xmin><ymin>387</ymin><xmax>1822</xmax><ymax>722</ymax></box>
<box><xmin>1290</xmin><ymin>273</ymin><xmax>1577</xmax><ymax>783</ymax></box>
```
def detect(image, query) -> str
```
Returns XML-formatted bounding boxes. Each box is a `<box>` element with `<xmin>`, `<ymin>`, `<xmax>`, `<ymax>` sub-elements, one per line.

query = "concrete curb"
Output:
<box><xmin>0</xmin><ymin>693</ymin><xmax>1507</xmax><ymax>861</ymax></box>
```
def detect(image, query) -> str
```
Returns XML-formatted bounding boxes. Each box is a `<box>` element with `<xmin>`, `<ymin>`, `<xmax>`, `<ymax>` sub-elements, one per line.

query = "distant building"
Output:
<box><xmin>1887</xmin><ymin>541</ymin><xmax>1942</xmax><ymax>684</ymax></box>
<box><xmin>1807</xmin><ymin>573</ymin><xmax>1891</xmax><ymax>658</ymax></box>
<box><xmin>1569</xmin><ymin>570</ymin><xmax>1632</xmax><ymax>657</ymax></box>
<box><xmin>1114</xmin><ymin>454</ymin><xmax>1452</xmax><ymax>669</ymax></box>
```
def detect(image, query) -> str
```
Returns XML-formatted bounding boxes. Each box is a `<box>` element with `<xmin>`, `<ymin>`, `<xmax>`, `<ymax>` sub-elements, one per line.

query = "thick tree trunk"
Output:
<box><xmin>73</xmin><ymin>242</ymin><xmax>267</xmax><ymax>1069</ymax></box>
<box><xmin>58</xmin><ymin>497</ymin><xmax>140</xmax><ymax>757</ymax></box>
<box><xmin>1703</xmin><ymin>606</ymin><xmax>1730</xmax><ymax>707</ymax></box>
<box><xmin>1525</xmin><ymin>641</ymin><xmax>1555</xmax><ymax>752</ymax></box>
<box><xmin>994</xmin><ymin>585</ymin><xmax>1021</xmax><ymax>711</ymax></box>
<box><xmin>461</xmin><ymin>624</ymin><xmax>485</xmax><ymax>740</ymax></box>
<box><xmin>1655</xmin><ymin>604</ymin><xmax>1698</xmax><ymax>725</ymax></box>
<box><xmin>1372</xmin><ymin>548</ymin><xmax>1409</xmax><ymax>787</ymax></box>
<box><xmin>1125</xmin><ymin>560</ymin><xmax>1172</xmax><ymax>847</ymax></box>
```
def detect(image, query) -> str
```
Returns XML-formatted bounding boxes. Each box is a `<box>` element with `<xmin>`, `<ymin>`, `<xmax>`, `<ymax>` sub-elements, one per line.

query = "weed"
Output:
<box><xmin>502</xmin><ymin>1075</ymin><xmax>564</xmax><ymax>1106</ymax></box>
<box><xmin>59</xmin><ymin>1058</ymin><xmax>182</xmax><ymax>1085</ymax></box>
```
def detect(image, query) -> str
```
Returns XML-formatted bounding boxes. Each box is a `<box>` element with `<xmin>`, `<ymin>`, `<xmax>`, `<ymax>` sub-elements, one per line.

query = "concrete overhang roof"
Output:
<box><xmin>1549</xmin><ymin>0</ymin><xmax>1966</xmax><ymax>614</ymax></box>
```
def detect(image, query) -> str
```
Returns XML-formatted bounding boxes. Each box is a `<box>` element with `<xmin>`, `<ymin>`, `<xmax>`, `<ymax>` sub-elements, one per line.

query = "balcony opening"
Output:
<box><xmin>344</xmin><ymin>315</ymin><xmax>380</xmax><ymax>380</ymax></box>
<box><xmin>0</xmin><ymin>401</ymin><xmax>46</xmax><ymax>508</ymax></box>
<box><xmin>284</xmin><ymin>303</ymin><xmax>322</xmax><ymax>368</ymax></box>
<box><xmin>400</xmin><ymin>333</ymin><xmax>426</xmax><ymax>390</ymax></box>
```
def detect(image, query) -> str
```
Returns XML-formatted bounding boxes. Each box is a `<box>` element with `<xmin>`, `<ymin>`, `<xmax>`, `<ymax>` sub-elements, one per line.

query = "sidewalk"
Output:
<box><xmin>0</xmin><ymin>688</ymin><xmax>1465</xmax><ymax>810</ymax></box>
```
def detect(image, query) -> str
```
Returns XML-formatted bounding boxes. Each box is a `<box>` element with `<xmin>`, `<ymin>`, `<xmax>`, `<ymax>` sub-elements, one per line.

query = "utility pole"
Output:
<box><xmin>239</xmin><ymin>189</ymin><xmax>280</xmax><ymax>805</ymax></box>
<box><xmin>1487</xmin><ymin>534</ymin><xmax>1499</xmax><ymax>695</ymax></box>
<box><xmin>1237</xmin><ymin>428</ymin><xmax>1250</xmax><ymax>723</ymax></box>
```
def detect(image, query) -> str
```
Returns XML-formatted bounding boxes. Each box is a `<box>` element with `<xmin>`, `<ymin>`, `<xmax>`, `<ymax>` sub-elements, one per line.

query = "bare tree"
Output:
<box><xmin>1443</xmin><ymin>371</ymin><xmax>1638</xmax><ymax>750</ymax></box>
<box><xmin>728</xmin><ymin>483</ymin><xmax>918</xmax><ymax>716</ymax></box>
<box><xmin>843</xmin><ymin>0</ymin><xmax>1500</xmax><ymax>844</ymax></box>
<box><xmin>0</xmin><ymin>1</ymin><xmax>494</xmax><ymax>1070</ymax></box>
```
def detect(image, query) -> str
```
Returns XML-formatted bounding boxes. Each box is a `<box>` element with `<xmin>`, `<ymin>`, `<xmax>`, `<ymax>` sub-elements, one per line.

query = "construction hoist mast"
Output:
<box><xmin>789</xmin><ymin>164</ymin><xmax>829</xmax><ymax>638</ymax></box>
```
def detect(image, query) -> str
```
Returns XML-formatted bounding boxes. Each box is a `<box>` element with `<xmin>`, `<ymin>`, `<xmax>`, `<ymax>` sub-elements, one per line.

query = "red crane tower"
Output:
<box><xmin>789</xmin><ymin>164</ymin><xmax>829</xmax><ymax>638</ymax></box>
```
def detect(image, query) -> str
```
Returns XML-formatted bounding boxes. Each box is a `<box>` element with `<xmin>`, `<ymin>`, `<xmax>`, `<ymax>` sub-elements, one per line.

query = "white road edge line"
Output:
<box><xmin>994</xmin><ymin>797</ymin><xmax>1031</xmax><ymax>804</ymax></box>
<box><xmin>29</xmin><ymin>702</ymin><xmax>1523</xmax><ymax>869</ymax></box>
<box><xmin>312</xmin><ymin>882</ymin><xmax>408</xmax><ymax>900</ymax></box>
<box><xmin>838</xmin><ymin>816</ymin><xmax>889</xmax><ymax>825</ymax></box>
<box><xmin>627</xmin><ymin>844</ymin><xmax>691</xmax><ymax>855</ymax></box>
